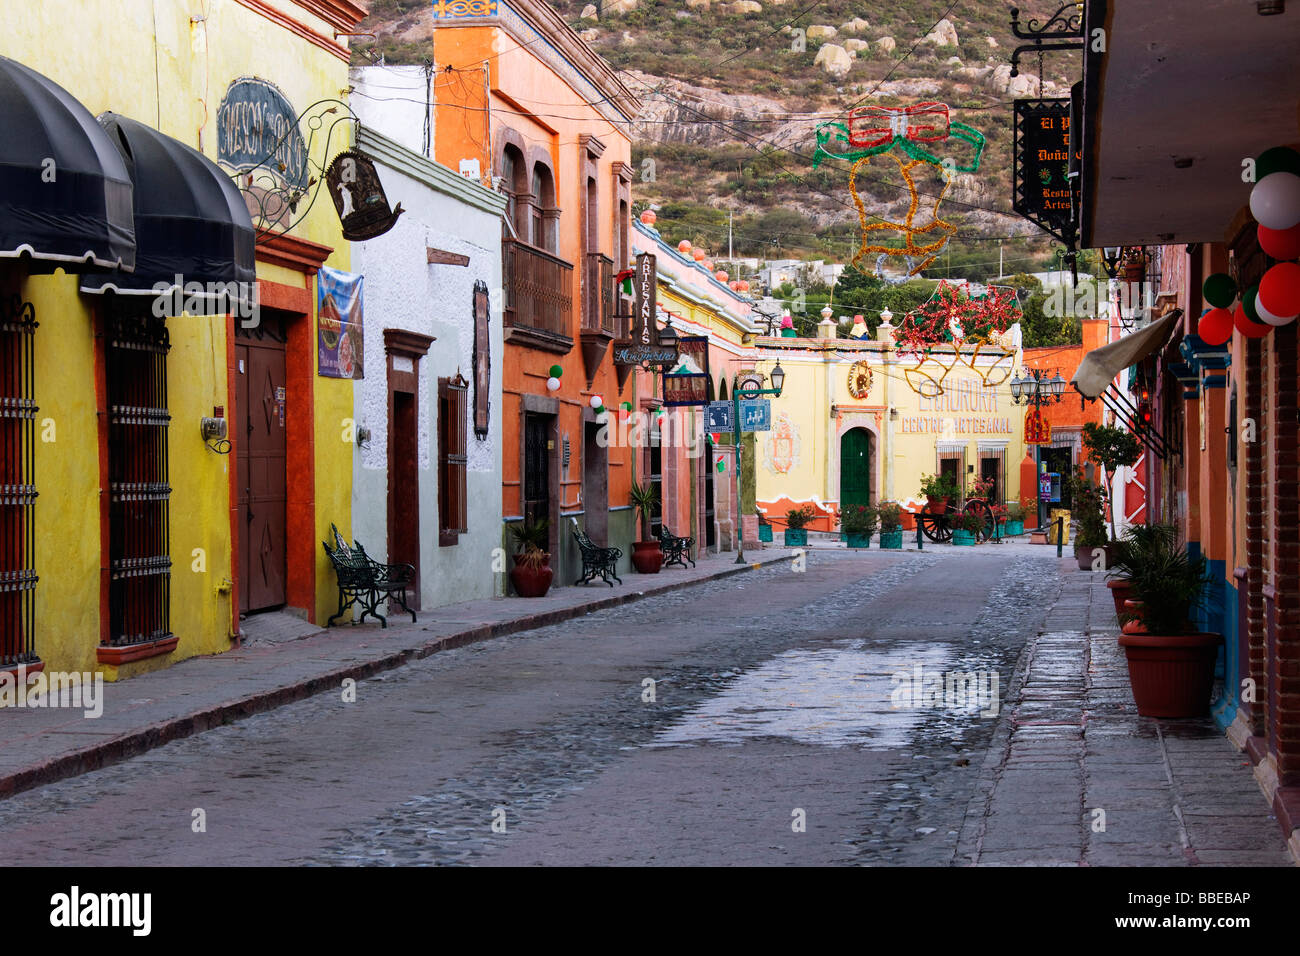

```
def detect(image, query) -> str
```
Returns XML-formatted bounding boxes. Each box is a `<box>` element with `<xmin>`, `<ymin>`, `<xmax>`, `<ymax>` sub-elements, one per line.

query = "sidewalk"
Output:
<box><xmin>956</xmin><ymin>564</ymin><xmax>1296</xmax><ymax>866</ymax></box>
<box><xmin>0</xmin><ymin>548</ymin><xmax>793</xmax><ymax>800</ymax></box>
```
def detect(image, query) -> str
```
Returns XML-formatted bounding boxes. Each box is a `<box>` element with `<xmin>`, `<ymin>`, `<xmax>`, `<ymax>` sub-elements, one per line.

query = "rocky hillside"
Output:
<box><xmin>355</xmin><ymin>0</ymin><xmax>1081</xmax><ymax>275</ymax></box>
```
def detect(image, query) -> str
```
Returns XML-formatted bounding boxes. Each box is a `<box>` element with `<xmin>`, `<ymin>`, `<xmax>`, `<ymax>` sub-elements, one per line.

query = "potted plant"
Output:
<box><xmin>919</xmin><ymin>472</ymin><xmax>958</xmax><ymax>515</ymax></box>
<box><xmin>1083</xmin><ymin>422</ymin><xmax>1141</xmax><ymax>541</ymax></box>
<box><xmin>878</xmin><ymin>502</ymin><xmax>904</xmax><ymax>549</ymax></box>
<box><xmin>784</xmin><ymin>504</ymin><xmax>815</xmax><ymax>547</ymax></box>
<box><xmin>507</xmin><ymin>518</ymin><xmax>552</xmax><ymax>598</ymax></box>
<box><xmin>628</xmin><ymin>481</ymin><xmax>663</xmax><ymax>574</ymax></box>
<box><xmin>1117</xmin><ymin>531</ymin><xmax>1221</xmax><ymax>717</ymax></box>
<box><xmin>1069</xmin><ymin>471</ymin><xmax>1111</xmax><ymax>570</ymax></box>
<box><xmin>952</xmin><ymin>510</ymin><xmax>983</xmax><ymax>546</ymax></box>
<box><xmin>839</xmin><ymin>503</ymin><xmax>877</xmax><ymax>549</ymax></box>
<box><xmin>967</xmin><ymin>474</ymin><xmax>995</xmax><ymax>502</ymax></box>
<box><xmin>1107</xmin><ymin>523</ymin><xmax>1177</xmax><ymax>622</ymax></box>
<box><xmin>988</xmin><ymin>503</ymin><xmax>1008</xmax><ymax>537</ymax></box>
<box><xmin>1004</xmin><ymin>502</ymin><xmax>1025</xmax><ymax>537</ymax></box>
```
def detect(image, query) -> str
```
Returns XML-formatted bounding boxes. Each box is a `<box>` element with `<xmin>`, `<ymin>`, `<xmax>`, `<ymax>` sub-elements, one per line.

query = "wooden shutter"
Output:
<box><xmin>439</xmin><ymin>375</ymin><xmax>469</xmax><ymax>545</ymax></box>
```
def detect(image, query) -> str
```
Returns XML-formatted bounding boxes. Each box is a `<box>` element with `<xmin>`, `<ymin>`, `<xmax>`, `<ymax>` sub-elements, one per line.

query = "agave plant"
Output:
<box><xmin>1120</xmin><ymin>526</ymin><xmax>1209</xmax><ymax>635</ymax></box>
<box><xmin>1108</xmin><ymin>523</ymin><xmax>1179</xmax><ymax>579</ymax></box>
<box><xmin>629</xmin><ymin>481</ymin><xmax>658</xmax><ymax>541</ymax></box>
<box><xmin>508</xmin><ymin>518</ymin><xmax>550</xmax><ymax>569</ymax></box>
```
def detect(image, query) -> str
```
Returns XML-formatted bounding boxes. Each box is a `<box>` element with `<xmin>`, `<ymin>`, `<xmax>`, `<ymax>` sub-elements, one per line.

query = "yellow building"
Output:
<box><xmin>754</xmin><ymin>318</ymin><xmax>1028</xmax><ymax>533</ymax></box>
<box><xmin>2</xmin><ymin>0</ymin><xmax>364</xmax><ymax>681</ymax></box>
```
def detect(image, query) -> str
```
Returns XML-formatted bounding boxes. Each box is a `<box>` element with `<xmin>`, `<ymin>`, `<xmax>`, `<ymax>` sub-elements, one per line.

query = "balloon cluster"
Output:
<box><xmin>546</xmin><ymin>363</ymin><xmax>563</xmax><ymax>391</ymax></box>
<box><xmin>1197</xmin><ymin>147</ymin><xmax>1300</xmax><ymax>345</ymax></box>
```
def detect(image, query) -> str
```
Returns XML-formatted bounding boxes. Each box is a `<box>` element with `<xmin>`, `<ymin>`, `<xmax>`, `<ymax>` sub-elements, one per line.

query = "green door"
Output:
<box><xmin>840</xmin><ymin>428</ymin><xmax>871</xmax><ymax>510</ymax></box>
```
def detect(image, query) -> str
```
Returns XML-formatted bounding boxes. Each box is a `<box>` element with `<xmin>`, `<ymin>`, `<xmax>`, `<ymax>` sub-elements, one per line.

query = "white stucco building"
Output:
<box><xmin>347</xmin><ymin>95</ymin><xmax>507</xmax><ymax>608</ymax></box>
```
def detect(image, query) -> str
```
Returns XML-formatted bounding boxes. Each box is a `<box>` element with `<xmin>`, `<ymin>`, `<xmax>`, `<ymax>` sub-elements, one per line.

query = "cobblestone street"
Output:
<box><xmin>0</xmin><ymin>547</ymin><xmax>1291</xmax><ymax>866</ymax></box>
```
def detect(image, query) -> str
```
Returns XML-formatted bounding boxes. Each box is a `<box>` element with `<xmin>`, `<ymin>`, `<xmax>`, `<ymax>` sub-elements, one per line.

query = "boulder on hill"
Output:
<box><xmin>814</xmin><ymin>43</ymin><xmax>853</xmax><ymax>77</ymax></box>
<box><xmin>924</xmin><ymin>17</ymin><xmax>959</xmax><ymax>47</ymax></box>
<box><xmin>807</xmin><ymin>24</ymin><xmax>838</xmax><ymax>40</ymax></box>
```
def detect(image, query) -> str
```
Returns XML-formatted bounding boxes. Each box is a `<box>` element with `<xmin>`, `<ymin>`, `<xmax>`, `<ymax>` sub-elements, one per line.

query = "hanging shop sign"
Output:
<box><xmin>318</xmin><ymin>266</ymin><xmax>364</xmax><ymax>380</ymax></box>
<box><xmin>473</xmin><ymin>279</ymin><xmax>491</xmax><ymax>439</ymax></box>
<box><xmin>738</xmin><ymin>399</ymin><xmax>771</xmax><ymax>432</ymax></box>
<box><xmin>1012</xmin><ymin>98</ymin><xmax>1078</xmax><ymax>243</ymax></box>
<box><xmin>847</xmin><ymin>360</ymin><xmax>874</xmax><ymax>399</ymax></box>
<box><xmin>663</xmin><ymin>335</ymin><xmax>710</xmax><ymax>406</ymax></box>
<box><xmin>324</xmin><ymin>150</ymin><xmax>405</xmax><ymax>241</ymax></box>
<box><xmin>1025</xmin><ymin>406</ymin><xmax>1052</xmax><ymax>444</ymax></box>
<box><xmin>615</xmin><ymin>253</ymin><xmax>678</xmax><ymax>367</ymax></box>
<box><xmin>217</xmin><ymin>77</ymin><xmax>308</xmax><ymax>189</ymax></box>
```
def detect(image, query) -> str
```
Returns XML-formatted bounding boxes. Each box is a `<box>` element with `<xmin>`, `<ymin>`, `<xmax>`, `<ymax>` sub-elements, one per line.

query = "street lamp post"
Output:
<box><xmin>1009</xmin><ymin>367</ymin><xmax>1066</xmax><ymax>529</ymax></box>
<box><xmin>731</xmin><ymin>360</ymin><xmax>785</xmax><ymax>563</ymax></box>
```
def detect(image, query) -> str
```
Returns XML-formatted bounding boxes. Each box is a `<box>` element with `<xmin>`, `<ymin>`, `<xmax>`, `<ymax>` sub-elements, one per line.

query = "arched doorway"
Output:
<box><xmin>840</xmin><ymin>427</ymin><xmax>872</xmax><ymax>511</ymax></box>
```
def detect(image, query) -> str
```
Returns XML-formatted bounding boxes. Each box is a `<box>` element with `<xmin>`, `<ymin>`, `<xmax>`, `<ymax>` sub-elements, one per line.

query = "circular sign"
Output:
<box><xmin>847</xmin><ymin>360</ymin><xmax>874</xmax><ymax>398</ymax></box>
<box><xmin>737</xmin><ymin>371</ymin><xmax>764</xmax><ymax>394</ymax></box>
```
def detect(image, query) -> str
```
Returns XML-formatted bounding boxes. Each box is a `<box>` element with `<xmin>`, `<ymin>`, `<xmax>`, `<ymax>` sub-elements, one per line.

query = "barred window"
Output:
<box><xmin>105</xmin><ymin>308</ymin><xmax>171</xmax><ymax>647</ymax></box>
<box><xmin>0</xmin><ymin>293</ymin><xmax>37</xmax><ymax>668</ymax></box>
<box><xmin>438</xmin><ymin>374</ymin><xmax>468</xmax><ymax>545</ymax></box>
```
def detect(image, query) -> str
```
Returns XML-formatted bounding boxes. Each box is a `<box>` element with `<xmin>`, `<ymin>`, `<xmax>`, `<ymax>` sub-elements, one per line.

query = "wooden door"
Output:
<box><xmin>840</xmin><ymin>428</ymin><xmax>871</xmax><ymax>510</ymax></box>
<box><xmin>389</xmin><ymin>389</ymin><xmax>419</xmax><ymax>604</ymax></box>
<box><xmin>236</xmin><ymin>336</ymin><xmax>288</xmax><ymax>613</ymax></box>
<box><xmin>523</xmin><ymin>413</ymin><xmax>550</xmax><ymax>526</ymax></box>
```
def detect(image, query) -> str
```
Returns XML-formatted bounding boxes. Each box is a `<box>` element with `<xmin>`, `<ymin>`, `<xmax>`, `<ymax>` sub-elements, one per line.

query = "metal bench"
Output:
<box><xmin>322</xmin><ymin>523</ymin><xmax>416</xmax><ymax>628</ymax></box>
<box><xmin>572</xmin><ymin>528</ymin><xmax>622</xmax><ymax>587</ymax></box>
<box><xmin>658</xmin><ymin>524</ymin><xmax>695</xmax><ymax>568</ymax></box>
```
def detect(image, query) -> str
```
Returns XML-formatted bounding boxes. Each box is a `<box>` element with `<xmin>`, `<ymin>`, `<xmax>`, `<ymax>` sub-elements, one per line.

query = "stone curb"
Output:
<box><xmin>0</xmin><ymin>552</ymin><xmax>794</xmax><ymax>801</ymax></box>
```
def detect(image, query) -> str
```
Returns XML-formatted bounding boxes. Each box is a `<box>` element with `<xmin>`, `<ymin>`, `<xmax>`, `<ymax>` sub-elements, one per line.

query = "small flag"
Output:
<box><xmin>716</xmin><ymin>457</ymin><xmax>726</xmax><ymax>473</ymax></box>
<box><xmin>616</xmin><ymin>268</ymin><xmax>634</xmax><ymax>296</ymax></box>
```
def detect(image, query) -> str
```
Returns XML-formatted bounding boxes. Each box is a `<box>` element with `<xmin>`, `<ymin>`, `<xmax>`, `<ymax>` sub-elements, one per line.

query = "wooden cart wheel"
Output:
<box><xmin>963</xmin><ymin>499</ymin><xmax>995</xmax><ymax>542</ymax></box>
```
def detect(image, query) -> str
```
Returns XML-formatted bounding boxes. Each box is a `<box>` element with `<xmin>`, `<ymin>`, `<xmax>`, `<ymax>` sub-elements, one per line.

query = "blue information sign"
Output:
<box><xmin>738</xmin><ymin>399</ymin><xmax>771</xmax><ymax>432</ymax></box>
<box><xmin>706</xmin><ymin>401</ymin><xmax>732</xmax><ymax>431</ymax></box>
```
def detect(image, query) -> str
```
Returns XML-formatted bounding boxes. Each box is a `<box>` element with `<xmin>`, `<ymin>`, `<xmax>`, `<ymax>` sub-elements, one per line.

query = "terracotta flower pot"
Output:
<box><xmin>509</xmin><ymin>553</ymin><xmax>553</xmax><ymax>597</ymax></box>
<box><xmin>631</xmin><ymin>540</ymin><xmax>663</xmax><ymax>574</ymax></box>
<box><xmin>1120</xmin><ymin>598</ymin><xmax>1146</xmax><ymax>634</ymax></box>
<box><xmin>1107</xmin><ymin>578</ymin><xmax>1134</xmax><ymax>620</ymax></box>
<box><xmin>925</xmin><ymin>494</ymin><xmax>949</xmax><ymax>515</ymax></box>
<box><xmin>1117</xmin><ymin>630</ymin><xmax>1222</xmax><ymax>718</ymax></box>
<box><xmin>1075</xmin><ymin>542</ymin><xmax>1113</xmax><ymax>571</ymax></box>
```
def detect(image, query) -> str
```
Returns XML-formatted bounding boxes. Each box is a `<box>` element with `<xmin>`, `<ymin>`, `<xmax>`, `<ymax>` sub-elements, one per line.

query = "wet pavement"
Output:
<box><xmin>0</xmin><ymin>546</ymin><xmax>1289</xmax><ymax>865</ymax></box>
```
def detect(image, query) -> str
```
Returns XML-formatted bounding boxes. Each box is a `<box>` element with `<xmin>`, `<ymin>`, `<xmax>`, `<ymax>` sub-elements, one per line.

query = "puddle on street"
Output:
<box><xmin>651</xmin><ymin>642</ymin><xmax>1004</xmax><ymax>751</ymax></box>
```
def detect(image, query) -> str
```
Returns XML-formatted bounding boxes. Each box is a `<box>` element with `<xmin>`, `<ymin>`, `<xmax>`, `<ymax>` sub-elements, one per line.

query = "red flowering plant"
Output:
<box><xmin>838</xmin><ymin>503</ymin><xmax>878</xmax><ymax>535</ymax></box>
<box><xmin>968</xmin><ymin>474</ymin><xmax>996</xmax><ymax>500</ymax></box>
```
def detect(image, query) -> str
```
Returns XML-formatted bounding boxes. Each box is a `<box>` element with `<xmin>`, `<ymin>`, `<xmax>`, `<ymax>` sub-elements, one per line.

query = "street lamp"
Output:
<box><xmin>731</xmin><ymin>359</ymin><xmax>785</xmax><ymax>563</ymax></box>
<box><xmin>1009</xmin><ymin>367</ymin><xmax>1066</xmax><ymax>530</ymax></box>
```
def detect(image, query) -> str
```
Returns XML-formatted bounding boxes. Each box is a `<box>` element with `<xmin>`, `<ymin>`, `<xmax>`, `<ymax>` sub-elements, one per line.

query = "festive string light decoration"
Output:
<box><xmin>891</xmin><ymin>283</ymin><xmax>1021</xmax><ymax>397</ymax></box>
<box><xmin>813</xmin><ymin>102</ymin><xmax>986</xmax><ymax>279</ymax></box>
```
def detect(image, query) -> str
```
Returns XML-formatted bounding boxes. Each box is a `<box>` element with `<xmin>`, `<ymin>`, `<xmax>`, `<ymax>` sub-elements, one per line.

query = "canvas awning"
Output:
<box><xmin>1070</xmin><ymin>310</ymin><xmax>1182</xmax><ymax>399</ymax></box>
<box><xmin>0</xmin><ymin>56</ymin><xmax>135</xmax><ymax>272</ymax></box>
<box><xmin>80</xmin><ymin>113</ymin><xmax>255</xmax><ymax>315</ymax></box>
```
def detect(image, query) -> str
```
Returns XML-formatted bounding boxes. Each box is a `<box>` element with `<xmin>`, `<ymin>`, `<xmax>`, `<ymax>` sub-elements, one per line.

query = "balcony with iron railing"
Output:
<box><xmin>503</xmin><ymin>238</ymin><xmax>575</xmax><ymax>354</ymax></box>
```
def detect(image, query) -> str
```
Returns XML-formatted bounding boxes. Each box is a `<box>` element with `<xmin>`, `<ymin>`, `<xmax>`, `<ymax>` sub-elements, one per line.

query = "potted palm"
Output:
<box><xmin>1107</xmin><ymin>523</ymin><xmax>1177</xmax><ymax>621</ymax></box>
<box><xmin>784</xmin><ymin>504</ymin><xmax>815</xmax><ymax>547</ymax></box>
<box><xmin>952</xmin><ymin>510</ymin><xmax>982</xmax><ymax>546</ymax></box>
<box><xmin>839</xmin><ymin>503</ymin><xmax>877</xmax><ymax>548</ymax></box>
<box><xmin>919</xmin><ymin>473</ymin><xmax>958</xmax><ymax>515</ymax></box>
<box><xmin>507</xmin><ymin>518</ymin><xmax>553</xmax><ymax>598</ymax></box>
<box><xmin>1117</xmin><ymin>531</ymin><xmax>1221</xmax><ymax>717</ymax></box>
<box><xmin>878</xmin><ymin>502</ymin><xmax>904</xmax><ymax>550</ymax></box>
<box><xmin>629</xmin><ymin>480</ymin><xmax>663</xmax><ymax>574</ymax></box>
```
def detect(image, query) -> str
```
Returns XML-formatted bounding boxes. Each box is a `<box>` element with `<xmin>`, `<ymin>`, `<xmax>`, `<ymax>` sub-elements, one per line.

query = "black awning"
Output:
<box><xmin>0</xmin><ymin>56</ymin><xmax>135</xmax><ymax>273</ymax></box>
<box><xmin>80</xmin><ymin>113</ymin><xmax>255</xmax><ymax>315</ymax></box>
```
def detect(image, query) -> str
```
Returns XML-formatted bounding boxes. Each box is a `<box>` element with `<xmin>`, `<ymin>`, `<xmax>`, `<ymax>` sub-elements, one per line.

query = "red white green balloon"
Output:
<box><xmin>589</xmin><ymin>394</ymin><xmax>603</xmax><ymax>408</ymax></box>
<box><xmin>1257</xmin><ymin>146</ymin><xmax>1300</xmax><ymax>180</ymax></box>
<box><xmin>545</xmin><ymin>376</ymin><xmax>561</xmax><ymax>391</ymax></box>
<box><xmin>1198</xmin><ymin>306</ymin><xmax>1233</xmax><ymax>346</ymax></box>
<box><xmin>1250</xmin><ymin>171</ymin><xmax>1300</xmax><ymax>230</ymax></box>
<box><xmin>1259</xmin><ymin>261</ymin><xmax>1300</xmax><ymax>317</ymax></box>
<box><xmin>1256</xmin><ymin>291</ymin><xmax>1297</xmax><ymax>326</ymax></box>
<box><xmin>1242</xmin><ymin>284</ymin><xmax>1264</xmax><ymax>323</ymax></box>
<box><xmin>1258</xmin><ymin>223</ymin><xmax>1300</xmax><ymax>261</ymax></box>
<box><xmin>1234</xmin><ymin>303</ymin><xmax>1272</xmax><ymax>339</ymax></box>
<box><xmin>549</xmin><ymin>364</ymin><xmax>563</xmax><ymax>378</ymax></box>
<box><xmin>1201</xmin><ymin>273</ymin><xmax>1237</xmax><ymax>309</ymax></box>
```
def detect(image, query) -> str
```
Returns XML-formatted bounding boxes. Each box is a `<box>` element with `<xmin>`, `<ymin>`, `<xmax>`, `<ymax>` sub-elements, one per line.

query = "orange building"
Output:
<box><xmin>1020</xmin><ymin>318</ymin><xmax>1108</xmax><ymax>521</ymax></box>
<box><xmin>429</xmin><ymin>0</ymin><xmax>643</xmax><ymax>583</ymax></box>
